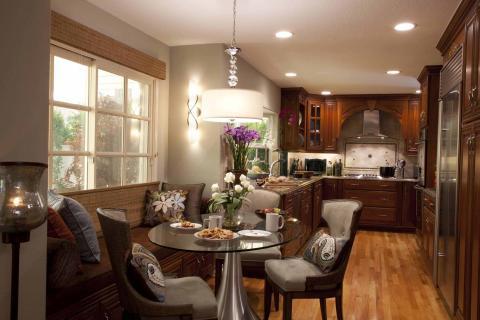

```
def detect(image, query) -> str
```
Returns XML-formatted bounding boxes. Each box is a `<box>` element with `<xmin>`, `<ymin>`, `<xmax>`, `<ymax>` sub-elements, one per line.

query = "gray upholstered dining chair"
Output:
<box><xmin>97</xmin><ymin>208</ymin><xmax>217</xmax><ymax>320</ymax></box>
<box><xmin>263</xmin><ymin>199</ymin><xmax>363</xmax><ymax>320</ymax></box>
<box><xmin>214</xmin><ymin>189</ymin><xmax>282</xmax><ymax>308</ymax></box>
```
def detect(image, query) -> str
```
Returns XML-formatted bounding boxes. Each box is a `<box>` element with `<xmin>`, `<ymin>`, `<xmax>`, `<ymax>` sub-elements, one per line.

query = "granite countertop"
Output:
<box><xmin>262</xmin><ymin>175</ymin><xmax>418</xmax><ymax>195</ymax></box>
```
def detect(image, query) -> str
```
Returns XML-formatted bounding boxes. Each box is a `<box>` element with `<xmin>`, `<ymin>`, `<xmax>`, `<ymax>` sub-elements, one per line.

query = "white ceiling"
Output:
<box><xmin>86</xmin><ymin>0</ymin><xmax>460</xmax><ymax>94</ymax></box>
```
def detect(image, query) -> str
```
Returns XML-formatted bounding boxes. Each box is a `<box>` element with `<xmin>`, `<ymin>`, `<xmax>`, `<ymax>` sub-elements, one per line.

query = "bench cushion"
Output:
<box><xmin>265</xmin><ymin>257</ymin><xmax>334</xmax><ymax>292</ymax></box>
<box><xmin>164</xmin><ymin>277</ymin><xmax>217</xmax><ymax>320</ymax></box>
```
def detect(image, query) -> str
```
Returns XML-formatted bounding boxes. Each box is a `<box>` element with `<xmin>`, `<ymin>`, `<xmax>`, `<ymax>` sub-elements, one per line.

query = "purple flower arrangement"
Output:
<box><xmin>224</xmin><ymin>125</ymin><xmax>260</xmax><ymax>171</ymax></box>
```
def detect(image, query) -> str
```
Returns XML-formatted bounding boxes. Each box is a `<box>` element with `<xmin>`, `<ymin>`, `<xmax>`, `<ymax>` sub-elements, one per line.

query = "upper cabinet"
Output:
<box><xmin>322</xmin><ymin>100</ymin><xmax>340</xmax><ymax>151</ymax></box>
<box><xmin>418</xmin><ymin>66</ymin><xmax>442</xmax><ymax>129</ymax></box>
<box><xmin>464</xmin><ymin>10</ymin><xmax>480</xmax><ymax>123</ymax></box>
<box><xmin>307</xmin><ymin>99</ymin><xmax>324</xmax><ymax>151</ymax></box>
<box><xmin>280</xmin><ymin>89</ymin><xmax>339</xmax><ymax>152</ymax></box>
<box><xmin>280</xmin><ymin>88</ymin><xmax>308</xmax><ymax>151</ymax></box>
<box><xmin>404</xmin><ymin>99</ymin><xmax>421</xmax><ymax>155</ymax></box>
<box><xmin>280</xmin><ymin>89</ymin><xmax>419</xmax><ymax>153</ymax></box>
<box><xmin>306</xmin><ymin>99</ymin><xmax>339</xmax><ymax>152</ymax></box>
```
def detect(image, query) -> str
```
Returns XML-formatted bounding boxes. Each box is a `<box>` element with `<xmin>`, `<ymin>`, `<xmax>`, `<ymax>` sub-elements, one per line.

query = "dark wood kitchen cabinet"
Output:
<box><xmin>437</xmin><ymin>1</ymin><xmax>480</xmax><ymax>318</ymax></box>
<box><xmin>340</xmin><ymin>179</ymin><xmax>416</xmax><ymax>231</ymax></box>
<box><xmin>417</xmin><ymin>65</ymin><xmax>441</xmax><ymax>188</ymax></box>
<box><xmin>422</xmin><ymin>206</ymin><xmax>436</xmax><ymax>275</ymax></box>
<box><xmin>322</xmin><ymin>178</ymin><xmax>341</xmax><ymax>200</ymax></box>
<box><xmin>322</xmin><ymin>100</ymin><xmax>339</xmax><ymax>152</ymax></box>
<box><xmin>403</xmin><ymin>99</ymin><xmax>421</xmax><ymax>155</ymax></box>
<box><xmin>418</xmin><ymin>65</ymin><xmax>442</xmax><ymax>129</ymax></box>
<box><xmin>280</xmin><ymin>88</ymin><xmax>308</xmax><ymax>151</ymax></box>
<box><xmin>307</xmin><ymin>99</ymin><xmax>324</xmax><ymax>151</ymax></box>
<box><xmin>419</xmin><ymin>191</ymin><xmax>436</xmax><ymax>276</ymax></box>
<box><xmin>306</xmin><ymin>99</ymin><xmax>339</xmax><ymax>152</ymax></box>
<box><xmin>464</xmin><ymin>11</ymin><xmax>480</xmax><ymax>123</ymax></box>
<box><xmin>312</xmin><ymin>181</ymin><xmax>323</xmax><ymax>228</ymax></box>
<box><xmin>457</xmin><ymin>120</ymin><xmax>480</xmax><ymax>320</ymax></box>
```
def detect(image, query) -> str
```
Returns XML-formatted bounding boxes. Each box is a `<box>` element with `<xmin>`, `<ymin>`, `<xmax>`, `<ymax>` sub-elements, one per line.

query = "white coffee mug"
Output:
<box><xmin>266</xmin><ymin>213</ymin><xmax>285</xmax><ymax>232</ymax></box>
<box><xmin>203</xmin><ymin>214</ymin><xmax>223</xmax><ymax>229</ymax></box>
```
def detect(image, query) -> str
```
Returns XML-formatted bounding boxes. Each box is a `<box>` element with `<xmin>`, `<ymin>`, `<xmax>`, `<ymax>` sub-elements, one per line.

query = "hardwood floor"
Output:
<box><xmin>218</xmin><ymin>231</ymin><xmax>450</xmax><ymax>320</ymax></box>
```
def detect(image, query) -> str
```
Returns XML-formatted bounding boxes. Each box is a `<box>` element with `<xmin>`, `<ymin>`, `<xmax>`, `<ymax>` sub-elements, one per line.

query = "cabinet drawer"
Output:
<box><xmin>343</xmin><ymin>179</ymin><xmax>397</xmax><ymax>191</ymax></box>
<box><xmin>344</xmin><ymin>189</ymin><xmax>397</xmax><ymax>208</ymax></box>
<box><xmin>361</xmin><ymin>207</ymin><xmax>397</xmax><ymax>224</ymax></box>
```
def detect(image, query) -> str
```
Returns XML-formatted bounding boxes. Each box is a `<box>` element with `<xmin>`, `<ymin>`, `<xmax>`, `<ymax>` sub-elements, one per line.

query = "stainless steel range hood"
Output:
<box><xmin>361</xmin><ymin>109</ymin><xmax>387</xmax><ymax>138</ymax></box>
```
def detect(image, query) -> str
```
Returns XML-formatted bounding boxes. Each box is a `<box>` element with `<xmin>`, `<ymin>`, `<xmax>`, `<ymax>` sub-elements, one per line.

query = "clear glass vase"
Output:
<box><xmin>0</xmin><ymin>162</ymin><xmax>47</xmax><ymax>233</ymax></box>
<box><xmin>223</xmin><ymin>203</ymin><xmax>241</xmax><ymax>230</ymax></box>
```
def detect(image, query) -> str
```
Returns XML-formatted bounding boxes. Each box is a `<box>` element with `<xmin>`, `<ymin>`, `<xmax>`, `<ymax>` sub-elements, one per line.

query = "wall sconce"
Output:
<box><xmin>0</xmin><ymin>162</ymin><xmax>47</xmax><ymax>320</ymax></box>
<box><xmin>187</xmin><ymin>81</ymin><xmax>201</xmax><ymax>143</ymax></box>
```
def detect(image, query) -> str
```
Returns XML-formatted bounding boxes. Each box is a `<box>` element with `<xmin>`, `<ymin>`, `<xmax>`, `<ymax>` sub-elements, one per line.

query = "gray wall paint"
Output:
<box><xmin>51</xmin><ymin>0</ymin><xmax>171</xmax><ymax>180</ymax></box>
<box><xmin>0</xmin><ymin>0</ymin><xmax>50</xmax><ymax>319</ymax></box>
<box><xmin>167</xmin><ymin>44</ymin><xmax>280</xmax><ymax>193</ymax></box>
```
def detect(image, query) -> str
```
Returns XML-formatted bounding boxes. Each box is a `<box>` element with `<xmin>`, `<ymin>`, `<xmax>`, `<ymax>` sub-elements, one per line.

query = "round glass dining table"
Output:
<box><xmin>148</xmin><ymin>214</ymin><xmax>304</xmax><ymax>320</ymax></box>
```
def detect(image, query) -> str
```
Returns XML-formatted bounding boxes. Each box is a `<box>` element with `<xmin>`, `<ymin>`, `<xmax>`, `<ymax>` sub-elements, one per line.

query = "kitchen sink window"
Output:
<box><xmin>244</xmin><ymin>117</ymin><xmax>273</xmax><ymax>174</ymax></box>
<box><xmin>48</xmin><ymin>45</ymin><xmax>155</xmax><ymax>192</ymax></box>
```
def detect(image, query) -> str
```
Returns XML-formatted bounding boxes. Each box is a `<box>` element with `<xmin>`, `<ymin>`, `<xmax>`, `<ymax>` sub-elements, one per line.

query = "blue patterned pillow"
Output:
<box><xmin>48</xmin><ymin>191</ymin><xmax>101</xmax><ymax>263</ymax></box>
<box><xmin>303</xmin><ymin>230</ymin><xmax>347</xmax><ymax>272</ymax></box>
<box><xmin>128</xmin><ymin>243</ymin><xmax>165</xmax><ymax>302</ymax></box>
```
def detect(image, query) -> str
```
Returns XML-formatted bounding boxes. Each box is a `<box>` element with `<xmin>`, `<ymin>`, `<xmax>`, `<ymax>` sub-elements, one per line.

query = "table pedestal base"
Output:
<box><xmin>217</xmin><ymin>252</ymin><xmax>259</xmax><ymax>320</ymax></box>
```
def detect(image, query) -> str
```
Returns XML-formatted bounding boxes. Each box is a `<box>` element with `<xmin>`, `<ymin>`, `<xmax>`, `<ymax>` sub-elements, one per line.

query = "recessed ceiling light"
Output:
<box><xmin>394</xmin><ymin>22</ymin><xmax>416</xmax><ymax>32</ymax></box>
<box><xmin>275</xmin><ymin>31</ymin><xmax>293</xmax><ymax>39</ymax></box>
<box><xmin>321</xmin><ymin>91</ymin><xmax>332</xmax><ymax>95</ymax></box>
<box><xmin>416</xmin><ymin>89</ymin><xmax>422</xmax><ymax>94</ymax></box>
<box><xmin>285</xmin><ymin>72</ymin><xmax>297</xmax><ymax>77</ymax></box>
<box><xmin>386</xmin><ymin>70</ymin><xmax>400</xmax><ymax>75</ymax></box>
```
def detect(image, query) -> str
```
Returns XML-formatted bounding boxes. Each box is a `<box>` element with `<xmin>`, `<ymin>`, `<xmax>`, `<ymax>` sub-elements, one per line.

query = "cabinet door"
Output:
<box><xmin>463</xmin><ymin>14</ymin><xmax>479</xmax><ymax>122</ymax></box>
<box><xmin>420</xmin><ymin>79</ymin><xmax>429</xmax><ymax>128</ymax></box>
<box><xmin>312</xmin><ymin>182</ymin><xmax>323</xmax><ymax>228</ymax></box>
<box><xmin>457</xmin><ymin>124</ymin><xmax>475</xmax><ymax>319</ymax></box>
<box><xmin>322</xmin><ymin>101</ymin><xmax>339</xmax><ymax>151</ymax></box>
<box><xmin>405</xmin><ymin>99</ymin><xmax>420</xmax><ymax>155</ymax></box>
<box><xmin>427</xmin><ymin>209</ymin><xmax>435</xmax><ymax>270</ymax></box>
<box><xmin>307</xmin><ymin>101</ymin><xmax>324</xmax><ymax>151</ymax></box>
<box><xmin>468</xmin><ymin>122</ymin><xmax>480</xmax><ymax>320</ymax></box>
<box><xmin>322</xmin><ymin>179</ymin><xmax>339</xmax><ymax>200</ymax></box>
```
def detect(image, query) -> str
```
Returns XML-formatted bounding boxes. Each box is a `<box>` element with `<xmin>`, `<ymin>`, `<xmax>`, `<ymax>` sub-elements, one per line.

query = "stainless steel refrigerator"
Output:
<box><xmin>435</xmin><ymin>85</ymin><xmax>460</xmax><ymax>314</ymax></box>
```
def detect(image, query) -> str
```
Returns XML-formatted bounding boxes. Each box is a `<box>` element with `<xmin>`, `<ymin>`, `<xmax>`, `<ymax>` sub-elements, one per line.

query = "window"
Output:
<box><xmin>49</xmin><ymin>46</ymin><xmax>155</xmax><ymax>192</ymax></box>
<box><xmin>244</xmin><ymin>117</ymin><xmax>273</xmax><ymax>173</ymax></box>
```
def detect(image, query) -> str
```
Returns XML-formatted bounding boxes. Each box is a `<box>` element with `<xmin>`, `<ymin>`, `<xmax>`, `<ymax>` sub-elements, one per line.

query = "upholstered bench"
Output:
<box><xmin>46</xmin><ymin>182</ymin><xmax>214</xmax><ymax>320</ymax></box>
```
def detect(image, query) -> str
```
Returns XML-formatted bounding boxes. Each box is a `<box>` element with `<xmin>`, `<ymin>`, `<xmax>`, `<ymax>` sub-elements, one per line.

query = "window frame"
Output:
<box><xmin>48</xmin><ymin>44</ymin><xmax>156</xmax><ymax>192</ymax></box>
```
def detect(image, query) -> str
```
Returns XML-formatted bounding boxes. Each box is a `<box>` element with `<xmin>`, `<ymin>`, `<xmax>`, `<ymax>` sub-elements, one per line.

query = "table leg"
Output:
<box><xmin>217</xmin><ymin>252</ymin><xmax>259</xmax><ymax>320</ymax></box>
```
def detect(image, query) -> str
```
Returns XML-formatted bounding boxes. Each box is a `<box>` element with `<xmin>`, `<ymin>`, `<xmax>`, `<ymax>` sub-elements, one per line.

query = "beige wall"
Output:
<box><xmin>50</xmin><ymin>0</ymin><xmax>171</xmax><ymax>181</ymax></box>
<box><xmin>0</xmin><ymin>0</ymin><xmax>50</xmax><ymax>319</ymax></box>
<box><xmin>167</xmin><ymin>44</ymin><xmax>280</xmax><ymax>194</ymax></box>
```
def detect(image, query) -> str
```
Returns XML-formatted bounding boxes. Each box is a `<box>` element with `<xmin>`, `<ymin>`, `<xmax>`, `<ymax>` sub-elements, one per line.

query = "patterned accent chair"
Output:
<box><xmin>263</xmin><ymin>199</ymin><xmax>363</xmax><ymax>320</ymax></box>
<box><xmin>97</xmin><ymin>208</ymin><xmax>218</xmax><ymax>320</ymax></box>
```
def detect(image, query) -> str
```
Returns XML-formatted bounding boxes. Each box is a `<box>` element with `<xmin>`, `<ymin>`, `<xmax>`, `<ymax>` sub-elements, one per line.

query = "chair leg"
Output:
<box><xmin>319</xmin><ymin>298</ymin><xmax>327</xmax><ymax>320</ymax></box>
<box><xmin>274</xmin><ymin>289</ymin><xmax>280</xmax><ymax>311</ymax></box>
<box><xmin>264</xmin><ymin>279</ymin><xmax>273</xmax><ymax>320</ymax></box>
<box><xmin>335</xmin><ymin>294</ymin><xmax>343</xmax><ymax>320</ymax></box>
<box><xmin>283</xmin><ymin>293</ymin><xmax>292</xmax><ymax>320</ymax></box>
<box><xmin>214</xmin><ymin>259</ymin><xmax>222</xmax><ymax>295</ymax></box>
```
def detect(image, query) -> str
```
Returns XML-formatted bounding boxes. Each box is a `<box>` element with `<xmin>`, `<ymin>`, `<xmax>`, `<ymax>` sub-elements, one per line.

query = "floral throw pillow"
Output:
<box><xmin>144</xmin><ymin>190</ymin><xmax>188</xmax><ymax>226</ymax></box>
<box><xmin>303</xmin><ymin>230</ymin><xmax>348</xmax><ymax>272</ymax></box>
<box><xmin>127</xmin><ymin>243</ymin><xmax>165</xmax><ymax>302</ymax></box>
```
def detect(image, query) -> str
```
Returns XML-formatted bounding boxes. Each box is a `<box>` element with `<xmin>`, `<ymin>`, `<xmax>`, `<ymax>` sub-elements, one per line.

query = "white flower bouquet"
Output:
<box><xmin>208</xmin><ymin>172</ymin><xmax>255</xmax><ymax>228</ymax></box>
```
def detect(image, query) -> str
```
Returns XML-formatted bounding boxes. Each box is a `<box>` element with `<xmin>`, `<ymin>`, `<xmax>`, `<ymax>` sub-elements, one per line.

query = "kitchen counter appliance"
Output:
<box><xmin>305</xmin><ymin>158</ymin><xmax>326</xmax><ymax>175</ymax></box>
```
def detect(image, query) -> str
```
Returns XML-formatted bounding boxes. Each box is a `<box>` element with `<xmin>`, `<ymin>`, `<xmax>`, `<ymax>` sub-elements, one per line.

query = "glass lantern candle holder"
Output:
<box><xmin>0</xmin><ymin>162</ymin><xmax>47</xmax><ymax>233</ymax></box>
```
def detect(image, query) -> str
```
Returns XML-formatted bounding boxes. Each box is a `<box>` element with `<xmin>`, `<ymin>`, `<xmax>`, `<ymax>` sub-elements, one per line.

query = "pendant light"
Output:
<box><xmin>202</xmin><ymin>0</ymin><xmax>264</xmax><ymax>123</ymax></box>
